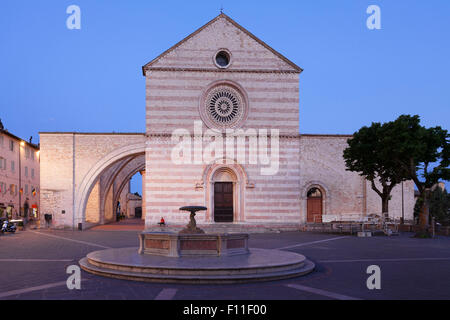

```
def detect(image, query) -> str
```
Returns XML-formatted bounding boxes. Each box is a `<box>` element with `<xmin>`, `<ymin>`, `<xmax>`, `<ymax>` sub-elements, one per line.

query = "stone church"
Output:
<box><xmin>39</xmin><ymin>14</ymin><xmax>415</xmax><ymax>230</ymax></box>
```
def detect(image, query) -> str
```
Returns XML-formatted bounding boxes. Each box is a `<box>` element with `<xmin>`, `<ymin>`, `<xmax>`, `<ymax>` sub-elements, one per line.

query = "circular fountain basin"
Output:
<box><xmin>79</xmin><ymin>231</ymin><xmax>315</xmax><ymax>284</ymax></box>
<box><xmin>79</xmin><ymin>247</ymin><xmax>314</xmax><ymax>284</ymax></box>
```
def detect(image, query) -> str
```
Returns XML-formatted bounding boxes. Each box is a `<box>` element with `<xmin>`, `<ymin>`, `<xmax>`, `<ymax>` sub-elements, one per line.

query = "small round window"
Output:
<box><xmin>215</xmin><ymin>50</ymin><xmax>230</xmax><ymax>68</ymax></box>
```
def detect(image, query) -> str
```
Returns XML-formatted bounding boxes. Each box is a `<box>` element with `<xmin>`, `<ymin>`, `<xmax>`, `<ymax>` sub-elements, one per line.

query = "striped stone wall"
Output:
<box><xmin>144</xmin><ymin>135</ymin><xmax>302</xmax><ymax>227</ymax></box>
<box><xmin>145</xmin><ymin>71</ymin><xmax>299</xmax><ymax>135</ymax></box>
<box><xmin>143</xmin><ymin>14</ymin><xmax>304</xmax><ymax>227</ymax></box>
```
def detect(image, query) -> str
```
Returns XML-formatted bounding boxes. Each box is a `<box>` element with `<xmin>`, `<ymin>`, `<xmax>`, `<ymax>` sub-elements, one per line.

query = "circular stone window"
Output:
<box><xmin>200</xmin><ymin>82</ymin><xmax>248</xmax><ymax>130</ymax></box>
<box><xmin>214</xmin><ymin>50</ymin><xmax>231</xmax><ymax>68</ymax></box>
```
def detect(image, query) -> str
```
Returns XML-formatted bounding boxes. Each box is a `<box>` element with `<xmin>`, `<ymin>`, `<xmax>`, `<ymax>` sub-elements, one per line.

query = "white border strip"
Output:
<box><xmin>286</xmin><ymin>284</ymin><xmax>361</xmax><ymax>300</ymax></box>
<box><xmin>154</xmin><ymin>288</ymin><xmax>178</xmax><ymax>300</ymax></box>
<box><xmin>0</xmin><ymin>281</ymin><xmax>67</xmax><ymax>299</ymax></box>
<box><xmin>0</xmin><ymin>259</ymin><xmax>74</xmax><ymax>262</ymax></box>
<box><xmin>319</xmin><ymin>257</ymin><xmax>450</xmax><ymax>263</ymax></box>
<box><xmin>276</xmin><ymin>236</ymin><xmax>349</xmax><ymax>250</ymax></box>
<box><xmin>30</xmin><ymin>231</ymin><xmax>111</xmax><ymax>249</ymax></box>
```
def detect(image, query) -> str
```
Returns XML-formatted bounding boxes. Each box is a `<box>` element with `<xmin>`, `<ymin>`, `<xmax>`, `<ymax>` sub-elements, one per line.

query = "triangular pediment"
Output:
<box><xmin>142</xmin><ymin>13</ymin><xmax>302</xmax><ymax>75</ymax></box>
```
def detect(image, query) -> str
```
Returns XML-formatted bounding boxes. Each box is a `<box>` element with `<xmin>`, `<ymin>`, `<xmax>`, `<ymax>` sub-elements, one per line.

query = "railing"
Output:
<box><xmin>314</xmin><ymin>212</ymin><xmax>402</xmax><ymax>235</ymax></box>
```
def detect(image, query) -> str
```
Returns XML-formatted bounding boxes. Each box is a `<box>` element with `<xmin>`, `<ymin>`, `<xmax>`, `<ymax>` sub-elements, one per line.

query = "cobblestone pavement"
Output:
<box><xmin>0</xmin><ymin>229</ymin><xmax>449</xmax><ymax>300</ymax></box>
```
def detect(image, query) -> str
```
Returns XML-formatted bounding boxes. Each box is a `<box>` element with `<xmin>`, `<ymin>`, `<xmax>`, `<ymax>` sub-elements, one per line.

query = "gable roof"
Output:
<box><xmin>142</xmin><ymin>13</ymin><xmax>303</xmax><ymax>75</ymax></box>
<box><xmin>0</xmin><ymin>129</ymin><xmax>39</xmax><ymax>149</ymax></box>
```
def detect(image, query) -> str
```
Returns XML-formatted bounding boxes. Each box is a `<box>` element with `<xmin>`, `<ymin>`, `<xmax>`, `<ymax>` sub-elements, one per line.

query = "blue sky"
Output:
<box><xmin>1</xmin><ymin>0</ymin><xmax>449</xmax><ymax>193</ymax></box>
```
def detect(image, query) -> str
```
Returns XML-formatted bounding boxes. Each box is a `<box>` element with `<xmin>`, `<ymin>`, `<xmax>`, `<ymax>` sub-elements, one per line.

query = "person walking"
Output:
<box><xmin>23</xmin><ymin>200</ymin><xmax>29</xmax><ymax>229</ymax></box>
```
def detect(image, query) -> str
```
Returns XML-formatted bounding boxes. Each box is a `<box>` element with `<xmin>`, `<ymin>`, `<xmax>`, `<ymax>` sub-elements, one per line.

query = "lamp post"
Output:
<box><xmin>401</xmin><ymin>181</ymin><xmax>405</xmax><ymax>224</ymax></box>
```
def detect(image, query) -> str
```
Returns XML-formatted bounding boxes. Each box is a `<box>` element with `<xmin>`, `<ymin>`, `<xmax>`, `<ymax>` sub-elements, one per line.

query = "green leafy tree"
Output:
<box><xmin>415</xmin><ymin>186</ymin><xmax>450</xmax><ymax>226</ymax></box>
<box><xmin>383</xmin><ymin>115</ymin><xmax>449</xmax><ymax>227</ymax></box>
<box><xmin>343</xmin><ymin>122</ymin><xmax>407</xmax><ymax>214</ymax></box>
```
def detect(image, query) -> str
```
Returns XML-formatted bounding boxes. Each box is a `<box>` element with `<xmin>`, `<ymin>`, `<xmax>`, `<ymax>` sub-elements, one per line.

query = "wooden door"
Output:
<box><xmin>307</xmin><ymin>198</ymin><xmax>323</xmax><ymax>223</ymax></box>
<box><xmin>214</xmin><ymin>182</ymin><xmax>233</xmax><ymax>222</ymax></box>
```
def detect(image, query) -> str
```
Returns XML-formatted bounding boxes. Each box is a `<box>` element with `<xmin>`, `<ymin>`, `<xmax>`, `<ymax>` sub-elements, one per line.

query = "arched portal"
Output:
<box><xmin>307</xmin><ymin>187</ymin><xmax>323</xmax><ymax>223</ymax></box>
<box><xmin>111</xmin><ymin>161</ymin><xmax>145</xmax><ymax>218</ymax></box>
<box><xmin>84</xmin><ymin>154</ymin><xmax>145</xmax><ymax>226</ymax></box>
<box><xmin>75</xmin><ymin>143</ymin><xmax>146</xmax><ymax>227</ymax></box>
<box><xmin>201</xmin><ymin>161</ymin><xmax>249</xmax><ymax>223</ymax></box>
<box><xmin>212</xmin><ymin>167</ymin><xmax>237</xmax><ymax>223</ymax></box>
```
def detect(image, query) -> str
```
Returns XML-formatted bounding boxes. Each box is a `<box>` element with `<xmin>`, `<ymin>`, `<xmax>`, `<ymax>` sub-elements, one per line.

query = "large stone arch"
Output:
<box><xmin>75</xmin><ymin>143</ymin><xmax>146</xmax><ymax>226</ymax></box>
<box><xmin>97</xmin><ymin>156</ymin><xmax>136</xmax><ymax>223</ymax></box>
<box><xmin>85</xmin><ymin>155</ymin><xmax>146</xmax><ymax>225</ymax></box>
<box><xmin>111</xmin><ymin>156</ymin><xmax>145</xmax><ymax>217</ymax></box>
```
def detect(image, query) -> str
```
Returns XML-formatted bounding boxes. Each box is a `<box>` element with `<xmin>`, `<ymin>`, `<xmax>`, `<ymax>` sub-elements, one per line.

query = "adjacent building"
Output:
<box><xmin>0</xmin><ymin>123</ymin><xmax>40</xmax><ymax>221</ymax></box>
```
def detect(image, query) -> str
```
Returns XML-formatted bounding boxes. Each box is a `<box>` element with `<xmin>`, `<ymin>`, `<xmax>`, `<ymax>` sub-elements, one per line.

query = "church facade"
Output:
<box><xmin>39</xmin><ymin>14</ymin><xmax>415</xmax><ymax>230</ymax></box>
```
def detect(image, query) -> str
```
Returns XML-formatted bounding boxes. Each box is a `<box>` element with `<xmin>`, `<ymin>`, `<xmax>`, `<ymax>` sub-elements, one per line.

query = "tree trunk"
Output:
<box><xmin>382</xmin><ymin>195</ymin><xmax>389</xmax><ymax>215</ymax></box>
<box><xmin>370</xmin><ymin>179</ymin><xmax>392</xmax><ymax>217</ymax></box>
<box><xmin>419</xmin><ymin>192</ymin><xmax>430</xmax><ymax>227</ymax></box>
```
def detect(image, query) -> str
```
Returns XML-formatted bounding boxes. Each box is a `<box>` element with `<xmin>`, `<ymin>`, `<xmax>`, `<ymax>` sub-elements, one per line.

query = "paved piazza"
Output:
<box><xmin>1</xmin><ymin>229</ymin><xmax>450</xmax><ymax>300</ymax></box>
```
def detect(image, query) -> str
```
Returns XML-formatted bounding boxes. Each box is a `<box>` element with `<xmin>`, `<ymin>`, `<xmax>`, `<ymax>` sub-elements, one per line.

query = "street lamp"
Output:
<box><xmin>401</xmin><ymin>181</ymin><xmax>405</xmax><ymax>224</ymax></box>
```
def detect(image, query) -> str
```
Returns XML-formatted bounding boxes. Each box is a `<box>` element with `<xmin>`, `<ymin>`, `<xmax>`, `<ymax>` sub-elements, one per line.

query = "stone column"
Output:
<box><xmin>140</xmin><ymin>170</ymin><xmax>146</xmax><ymax>221</ymax></box>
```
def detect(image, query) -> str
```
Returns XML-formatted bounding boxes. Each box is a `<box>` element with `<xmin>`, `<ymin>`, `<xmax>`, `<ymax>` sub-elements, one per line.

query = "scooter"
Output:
<box><xmin>1</xmin><ymin>219</ymin><xmax>17</xmax><ymax>234</ymax></box>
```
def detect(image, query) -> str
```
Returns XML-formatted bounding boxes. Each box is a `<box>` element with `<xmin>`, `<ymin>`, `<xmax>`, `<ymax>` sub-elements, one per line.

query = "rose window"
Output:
<box><xmin>203</xmin><ymin>85</ymin><xmax>246</xmax><ymax>129</ymax></box>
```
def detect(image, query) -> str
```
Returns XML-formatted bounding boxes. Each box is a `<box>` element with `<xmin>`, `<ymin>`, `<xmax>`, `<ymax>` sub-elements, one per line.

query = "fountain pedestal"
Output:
<box><xmin>138</xmin><ymin>232</ymin><xmax>248</xmax><ymax>257</ymax></box>
<box><xmin>138</xmin><ymin>206</ymin><xmax>248</xmax><ymax>257</ymax></box>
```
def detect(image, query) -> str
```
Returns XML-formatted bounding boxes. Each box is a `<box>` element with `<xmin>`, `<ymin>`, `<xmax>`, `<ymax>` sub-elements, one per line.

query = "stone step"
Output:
<box><xmin>79</xmin><ymin>247</ymin><xmax>315</xmax><ymax>284</ymax></box>
<box><xmin>87</xmin><ymin>257</ymin><xmax>305</xmax><ymax>276</ymax></box>
<box><xmin>79</xmin><ymin>257</ymin><xmax>315</xmax><ymax>284</ymax></box>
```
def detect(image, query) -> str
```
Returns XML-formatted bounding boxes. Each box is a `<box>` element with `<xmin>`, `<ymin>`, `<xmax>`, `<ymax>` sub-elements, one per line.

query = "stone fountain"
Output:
<box><xmin>179</xmin><ymin>206</ymin><xmax>206</xmax><ymax>234</ymax></box>
<box><xmin>79</xmin><ymin>206</ymin><xmax>315</xmax><ymax>283</ymax></box>
<box><xmin>138</xmin><ymin>206</ymin><xmax>249</xmax><ymax>257</ymax></box>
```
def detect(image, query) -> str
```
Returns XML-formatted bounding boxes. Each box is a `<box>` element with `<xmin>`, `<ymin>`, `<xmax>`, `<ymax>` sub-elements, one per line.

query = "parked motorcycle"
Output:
<box><xmin>1</xmin><ymin>219</ymin><xmax>17</xmax><ymax>234</ymax></box>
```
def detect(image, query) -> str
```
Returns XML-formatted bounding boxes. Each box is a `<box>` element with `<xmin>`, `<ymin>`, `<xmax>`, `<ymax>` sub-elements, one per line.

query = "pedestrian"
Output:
<box><xmin>23</xmin><ymin>201</ymin><xmax>29</xmax><ymax>229</ymax></box>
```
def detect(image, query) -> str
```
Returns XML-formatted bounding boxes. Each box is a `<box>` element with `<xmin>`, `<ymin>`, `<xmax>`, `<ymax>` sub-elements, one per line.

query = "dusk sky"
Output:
<box><xmin>1</xmin><ymin>0</ymin><xmax>449</xmax><ymax>192</ymax></box>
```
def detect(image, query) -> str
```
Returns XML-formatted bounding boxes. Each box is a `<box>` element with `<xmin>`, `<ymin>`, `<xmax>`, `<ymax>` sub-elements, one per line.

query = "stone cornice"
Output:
<box><xmin>39</xmin><ymin>132</ymin><xmax>145</xmax><ymax>136</ymax></box>
<box><xmin>144</xmin><ymin>67</ymin><xmax>301</xmax><ymax>75</ymax></box>
<box><xmin>38</xmin><ymin>132</ymin><xmax>353</xmax><ymax>139</ymax></box>
<box><xmin>145</xmin><ymin>132</ymin><xmax>301</xmax><ymax>139</ymax></box>
<box><xmin>300</xmin><ymin>134</ymin><xmax>354</xmax><ymax>138</ymax></box>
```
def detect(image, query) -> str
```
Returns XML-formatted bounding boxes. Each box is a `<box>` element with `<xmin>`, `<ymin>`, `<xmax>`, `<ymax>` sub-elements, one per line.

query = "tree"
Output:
<box><xmin>415</xmin><ymin>186</ymin><xmax>450</xmax><ymax>226</ymax></box>
<box><xmin>429</xmin><ymin>187</ymin><xmax>450</xmax><ymax>226</ymax></box>
<box><xmin>343</xmin><ymin>122</ymin><xmax>408</xmax><ymax>214</ymax></box>
<box><xmin>383</xmin><ymin>115</ymin><xmax>449</xmax><ymax>228</ymax></box>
